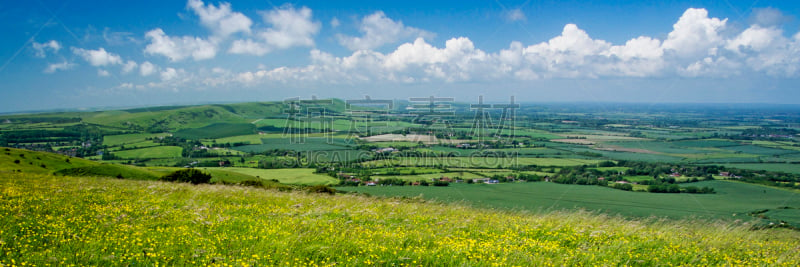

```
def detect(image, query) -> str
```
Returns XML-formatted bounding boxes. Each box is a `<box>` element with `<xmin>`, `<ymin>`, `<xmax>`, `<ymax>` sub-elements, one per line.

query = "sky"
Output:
<box><xmin>1</xmin><ymin>0</ymin><xmax>800</xmax><ymax>113</ymax></box>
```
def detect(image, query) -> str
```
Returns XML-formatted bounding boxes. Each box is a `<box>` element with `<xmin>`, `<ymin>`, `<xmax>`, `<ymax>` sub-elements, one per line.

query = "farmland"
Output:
<box><xmin>3</xmin><ymin>99</ymin><xmax>800</xmax><ymax>265</ymax></box>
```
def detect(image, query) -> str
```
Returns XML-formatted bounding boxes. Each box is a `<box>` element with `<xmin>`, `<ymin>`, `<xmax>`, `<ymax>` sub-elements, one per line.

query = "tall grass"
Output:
<box><xmin>1</xmin><ymin>174</ymin><xmax>799</xmax><ymax>266</ymax></box>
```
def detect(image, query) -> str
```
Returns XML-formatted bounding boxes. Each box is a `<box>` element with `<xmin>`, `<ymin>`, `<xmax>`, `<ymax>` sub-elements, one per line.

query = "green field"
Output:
<box><xmin>339</xmin><ymin>181</ymin><xmax>800</xmax><ymax>225</ymax></box>
<box><xmin>363</xmin><ymin>157</ymin><xmax>604</xmax><ymax>168</ymax></box>
<box><xmin>233</xmin><ymin>137</ymin><xmax>354</xmax><ymax>152</ymax></box>
<box><xmin>3</xmin><ymin>174</ymin><xmax>799</xmax><ymax>265</ymax></box>
<box><xmin>715</xmin><ymin>163</ymin><xmax>800</xmax><ymax>174</ymax></box>
<box><xmin>112</xmin><ymin>146</ymin><xmax>183</xmax><ymax>159</ymax></box>
<box><xmin>373</xmin><ymin>172</ymin><xmax>485</xmax><ymax>182</ymax></box>
<box><xmin>103</xmin><ymin>133</ymin><xmax>170</xmax><ymax>146</ymax></box>
<box><xmin>202</xmin><ymin>167</ymin><xmax>338</xmax><ymax>185</ymax></box>
<box><xmin>206</xmin><ymin>134</ymin><xmax>265</xmax><ymax>145</ymax></box>
<box><xmin>174</xmin><ymin>123</ymin><xmax>256</xmax><ymax>139</ymax></box>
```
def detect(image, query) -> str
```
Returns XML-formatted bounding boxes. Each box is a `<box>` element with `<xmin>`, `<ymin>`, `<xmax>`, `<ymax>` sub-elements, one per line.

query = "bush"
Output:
<box><xmin>239</xmin><ymin>180</ymin><xmax>265</xmax><ymax>187</ymax></box>
<box><xmin>307</xmin><ymin>185</ymin><xmax>336</xmax><ymax>195</ymax></box>
<box><xmin>612</xmin><ymin>183</ymin><xmax>633</xmax><ymax>191</ymax></box>
<box><xmin>433</xmin><ymin>181</ymin><xmax>449</xmax><ymax>187</ymax></box>
<box><xmin>160</xmin><ymin>169</ymin><xmax>212</xmax><ymax>184</ymax></box>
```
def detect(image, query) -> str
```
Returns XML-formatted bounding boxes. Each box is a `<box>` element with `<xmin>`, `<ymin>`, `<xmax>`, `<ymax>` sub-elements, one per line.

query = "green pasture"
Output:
<box><xmin>112</xmin><ymin>146</ymin><xmax>183</xmax><ymax>159</ymax></box>
<box><xmin>233</xmin><ymin>137</ymin><xmax>354</xmax><ymax>152</ymax></box>
<box><xmin>103</xmin><ymin>133</ymin><xmax>170</xmax><ymax>146</ymax></box>
<box><xmin>715</xmin><ymin>163</ymin><xmax>800</xmax><ymax>174</ymax></box>
<box><xmin>205</xmin><ymin>134</ymin><xmax>265</xmax><ymax>145</ymax></box>
<box><xmin>203</xmin><ymin>167</ymin><xmax>338</xmax><ymax>185</ymax></box>
<box><xmin>0</xmin><ymin>147</ymin><xmax>97</xmax><ymax>174</ymax></box>
<box><xmin>174</xmin><ymin>123</ymin><xmax>256</xmax><ymax>139</ymax></box>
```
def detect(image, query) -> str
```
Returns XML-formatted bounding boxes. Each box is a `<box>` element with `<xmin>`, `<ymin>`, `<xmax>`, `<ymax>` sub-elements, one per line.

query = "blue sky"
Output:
<box><xmin>1</xmin><ymin>0</ymin><xmax>800</xmax><ymax>112</ymax></box>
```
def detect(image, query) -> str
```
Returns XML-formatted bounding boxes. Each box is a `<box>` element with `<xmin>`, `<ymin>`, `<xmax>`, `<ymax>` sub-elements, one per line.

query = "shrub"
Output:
<box><xmin>307</xmin><ymin>185</ymin><xmax>336</xmax><ymax>195</ymax></box>
<box><xmin>433</xmin><ymin>181</ymin><xmax>450</xmax><ymax>187</ymax></box>
<box><xmin>239</xmin><ymin>180</ymin><xmax>265</xmax><ymax>187</ymax></box>
<box><xmin>160</xmin><ymin>169</ymin><xmax>212</xmax><ymax>184</ymax></box>
<box><xmin>612</xmin><ymin>183</ymin><xmax>633</xmax><ymax>191</ymax></box>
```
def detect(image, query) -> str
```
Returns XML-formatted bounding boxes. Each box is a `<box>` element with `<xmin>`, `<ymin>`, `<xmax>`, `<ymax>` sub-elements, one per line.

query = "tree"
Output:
<box><xmin>160</xmin><ymin>169</ymin><xmax>212</xmax><ymax>184</ymax></box>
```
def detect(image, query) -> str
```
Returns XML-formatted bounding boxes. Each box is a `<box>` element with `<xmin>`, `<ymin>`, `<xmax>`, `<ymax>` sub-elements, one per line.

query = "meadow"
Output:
<box><xmin>112</xmin><ymin>146</ymin><xmax>183</xmax><ymax>159</ymax></box>
<box><xmin>2</xmin><ymin>174</ymin><xmax>800</xmax><ymax>266</ymax></box>
<box><xmin>200</xmin><ymin>167</ymin><xmax>339</xmax><ymax>185</ymax></box>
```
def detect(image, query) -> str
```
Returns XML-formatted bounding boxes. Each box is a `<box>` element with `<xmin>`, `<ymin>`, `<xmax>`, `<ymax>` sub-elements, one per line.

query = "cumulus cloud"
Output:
<box><xmin>161</xmin><ymin>67</ymin><xmax>179</xmax><ymax>81</ymax></box>
<box><xmin>229</xmin><ymin>5</ymin><xmax>320</xmax><ymax>55</ymax></box>
<box><xmin>32</xmin><ymin>40</ymin><xmax>61</xmax><ymax>58</ymax></box>
<box><xmin>186</xmin><ymin>0</ymin><xmax>252</xmax><ymax>37</ymax></box>
<box><xmin>228</xmin><ymin>7</ymin><xmax>800</xmax><ymax>87</ymax></box>
<box><xmin>662</xmin><ymin>8</ymin><xmax>727</xmax><ymax>58</ymax></box>
<box><xmin>72</xmin><ymin>47</ymin><xmax>123</xmax><ymax>66</ymax></box>
<box><xmin>143</xmin><ymin>0</ymin><xmax>254</xmax><ymax>61</ymax></box>
<box><xmin>330</xmin><ymin>17</ymin><xmax>340</xmax><ymax>28</ymax></box>
<box><xmin>229</xmin><ymin>39</ymin><xmax>271</xmax><ymax>56</ymax></box>
<box><xmin>122</xmin><ymin>60</ymin><xmax>138</xmax><ymax>73</ymax></box>
<box><xmin>98</xmin><ymin>69</ymin><xmax>110</xmax><ymax>77</ymax></box>
<box><xmin>337</xmin><ymin>11</ymin><xmax>433</xmax><ymax>51</ymax></box>
<box><xmin>140</xmin><ymin>61</ymin><xmax>157</xmax><ymax>76</ymax></box>
<box><xmin>505</xmin><ymin>8</ymin><xmax>526</xmax><ymax>22</ymax></box>
<box><xmin>43</xmin><ymin>61</ymin><xmax>74</xmax><ymax>73</ymax></box>
<box><xmin>125</xmin><ymin>6</ymin><xmax>800</xmax><ymax>92</ymax></box>
<box><xmin>260</xmin><ymin>5</ymin><xmax>320</xmax><ymax>49</ymax></box>
<box><xmin>144</xmin><ymin>28</ymin><xmax>217</xmax><ymax>61</ymax></box>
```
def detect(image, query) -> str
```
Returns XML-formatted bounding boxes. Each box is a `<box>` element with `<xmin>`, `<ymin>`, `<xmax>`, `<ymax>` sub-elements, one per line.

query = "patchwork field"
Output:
<box><xmin>363</xmin><ymin>157</ymin><xmax>604</xmax><ymax>168</ymax></box>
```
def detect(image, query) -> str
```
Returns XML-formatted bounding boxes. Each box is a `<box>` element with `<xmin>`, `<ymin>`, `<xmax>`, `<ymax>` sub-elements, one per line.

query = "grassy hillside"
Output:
<box><xmin>0</xmin><ymin>147</ymin><xmax>97</xmax><ymax>174</ymax></box>
<box><xmin>53</xmin><ymin>165</ymin><xmax>161</xmax><ymax>180</ymax></box>
<box><xmin>2</xmin><ymin>174</ymin><xmax>799</xmax><ymax>266</ymax></box>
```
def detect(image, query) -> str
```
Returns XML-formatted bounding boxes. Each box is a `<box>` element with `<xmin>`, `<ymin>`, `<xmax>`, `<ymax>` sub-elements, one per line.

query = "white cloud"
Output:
<box><xmin>72</xmin><ymin>47</ymin><xmax>123</xmax><ymax>66</ymax></box>
<box><xmin>505</xmin><ymin>8</ymin><xmax>526</xmax><ymax>22</ymax></box>
<box><xmin>103</xmin><ymin>28</ymin><xmax>138</xmax><ymax>46</ymax></box>
<box><xmin>229</xmin><ymin>39</ymin><xmax>270</xmax><ymax>55</ymax></box>
<box><xmin>144</xmin><ymin>28</ymin><xmax>217</xmax><ymax>61</ymax></box>
<box><xmin>750</xmin><ymin>7</ymin><xmax>789</xmax><ymax>27</ymax></box>
<box><xmin>140</xmin><ymin>61</ymin><xmax>157</xmax><ymax>76</ymax></box>
<box><xmin>130</xmin><ymin>7</ymin><xmax>800</xmax><ymax>91</ymax></box>
<box><xmin>662</xmin><ymin>8</ymin><xmax>727</xmax><ymax>58</ymax></box>
<box><xmin>337</xmin><ymin>11</ymin><xmax>433</xmax><ymax>51</ymax></box>
<box><xmin>98</xmin><ymin>69</ymin><xmax>110</xmax><ymax>77</ymax></box>
<box><xmin>186</xmin><ymin>0</ymin><xmax>252</xmax><ymax>37</ymax></box>
<box><xmin>260</xmin><ymin>5</ymin><xmax>320</xmax><ymax>49</ymax></box>
<box><xmin>43</xmin><ymin>61</ymin><xmax>74</xmax><ymax>73</ymax></box>
<box><xmin>229</xmin><ymin>5</ymin><xmax>320</xmax><ymax>55</ymax></box>
<box><xmin>160</xmin><ymin>67</ymin><xmax>179</xmax><ymax>81</ymax></box>
<box><xmin>330</xmin><ymin>17</ymin><xmax>340</xmax><ymax>28</ymax></box>
<box><xmin>122</xmin><ymin>60</ymin><xmax>138</xmax><ymax>73</ymax></box>
<box><xmin>32</xmin><ymin>40</ymin><xmax>61</xmax><ymax>58</ymax></box>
